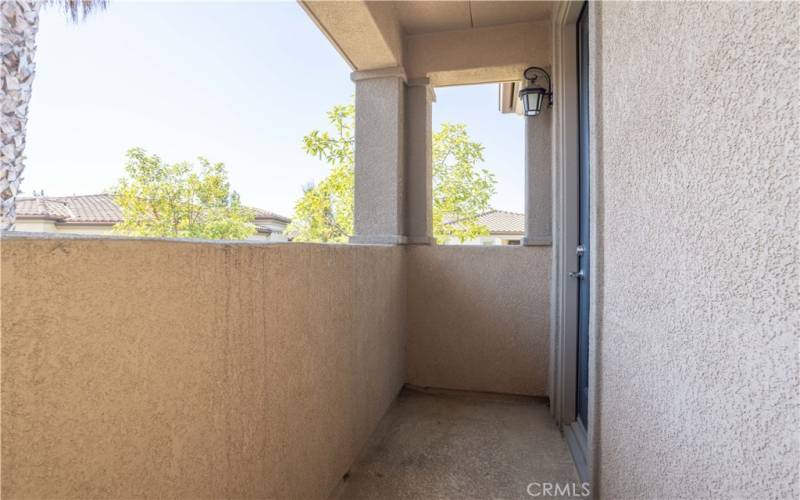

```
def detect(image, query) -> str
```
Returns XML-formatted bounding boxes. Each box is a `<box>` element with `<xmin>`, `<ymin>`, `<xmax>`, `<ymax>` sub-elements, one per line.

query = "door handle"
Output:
<box><xmin>569</xmin><ymin>270</ymin><xmax>584</xmax><ymax>279</ymax></box>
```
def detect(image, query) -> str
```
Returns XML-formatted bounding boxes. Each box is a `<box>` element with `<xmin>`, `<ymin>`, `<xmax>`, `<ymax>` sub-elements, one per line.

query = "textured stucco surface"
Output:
<box><xmin>524</xmin><ymin>104</ymin><xmax>552</xmax><ymax>245</ymax></box>
<box><xmin>1</xmin><ymin>238</ymin><xmax>406</xmax><ymax>499</ymax></box>
<box><xmin>352</xmin><ymin>72</ymin><xmax>406</xmax><ymax>243</ymax></box>
<box><xmin>594</xmin><ymin>2</ymin><xmax>799</xmax><ymax>497</ymax></box>
<box><xmin>406</xmin><ymin>246</ymin><xmax>551</xmax><ymax>396</ymax></box>
<box><xmin>300</xmin><ymin>1</ymin><xmax>402</xmax><ymax>70</ymax></box>
<box><xmin>302</xmin><ymin>1</ymin><xmax>552</xmax><ymax>86</ymax></box>
<box><xmin>403</xmin><ymin>79</ymin><xmax>434</xmax><ymax>244</ymax></box>
<box><xmin>1</xmin><ymin>237</ymin><xmax>553</xmax><ymax>497</ymax></box>
<box><xmin>405</xmin><ymin>21</ymin><xmax>551</xmax><ymax>85</ymax></box>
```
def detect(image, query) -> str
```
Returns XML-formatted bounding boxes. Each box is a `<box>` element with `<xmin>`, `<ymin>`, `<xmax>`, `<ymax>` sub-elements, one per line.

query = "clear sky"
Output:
<box><xmin>25</xmin><ymin>1</ymin><xmax>525</xmax><ymax>217</ymax></box>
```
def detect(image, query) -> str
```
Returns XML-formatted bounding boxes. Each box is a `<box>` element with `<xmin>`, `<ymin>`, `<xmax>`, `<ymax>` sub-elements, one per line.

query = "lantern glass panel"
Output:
<box><xmin>522</xmin><ymin>89</ymin><xmax>544</xmax><ymax>116</ymax></box>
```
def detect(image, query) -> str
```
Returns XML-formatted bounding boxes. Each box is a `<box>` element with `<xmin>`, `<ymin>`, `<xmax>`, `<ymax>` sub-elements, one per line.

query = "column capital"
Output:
<box><xmin>406</xmin><ymin>77</ymin><xmax>430</xmax><ymax>87</ymax></box>
<box><xmin>351</xmin><ymin>66</ymin><xmax>407</xmax><ymax>83</ymax></box>
<box><xmin>407</xmin><ymin>77</ymin><xmax>436</xmax><ymax>102</ymax></box>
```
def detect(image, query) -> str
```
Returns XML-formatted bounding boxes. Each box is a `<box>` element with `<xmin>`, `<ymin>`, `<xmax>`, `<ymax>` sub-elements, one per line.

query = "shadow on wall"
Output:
<box><xmin>406</xmin><ymin>245</ymin><xmax>551</xmax><ymax>396</ymax></box>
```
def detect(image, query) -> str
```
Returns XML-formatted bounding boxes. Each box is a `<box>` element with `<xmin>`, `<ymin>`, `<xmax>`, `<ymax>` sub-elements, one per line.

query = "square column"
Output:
<box><xmin>349</xmin><ymin>67</ymin><xmax>407</xmax><ymax>245</ymax></box>
<box><xmin>523</xmin><ymin>106</ymin><xmax>552</xmax><ymax>246</ymax></box>
<box><xmin>404</xmin><ymin>78</ymin><xmax>435</xmax><ymax>245</ymax></box>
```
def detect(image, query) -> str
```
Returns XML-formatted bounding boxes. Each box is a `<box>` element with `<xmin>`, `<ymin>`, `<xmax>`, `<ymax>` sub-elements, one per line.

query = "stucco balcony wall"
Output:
<box><xmin>406</xmin><ymin>245</ymin><xmax>551</xmax><ymax>396</ymax></box>
<box><xmin>1</xmin><ymin>236</ymin><xmax>406</xmax><ymax>499</ymax></box>
<box><xmin>0</xmin><ymin>235</ymin><xmax>550</xmax><ymax>498</ymax></box>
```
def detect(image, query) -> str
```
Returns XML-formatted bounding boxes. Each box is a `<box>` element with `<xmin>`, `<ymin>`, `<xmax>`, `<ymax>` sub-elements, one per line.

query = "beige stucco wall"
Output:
<box><xmin>593</xmin><ymin>2</ymin><xmax>799</xmax><ymax>497</ymax></box>
<box><xmin>300</xmin><ymin>1</ymin><xmax>402</xmax><ymax>70</ymax></box>
<box><xmin>14</xmin><ymin>219</ymin><xmax>57</xmax><ymax>232</ymax></box>
<box><xmin>302</xmin><ymin>1</ymin><xmax>551</xmax><ymax>87</ymax></box>
<box><xmin>406</xmin><ymin>246</ymin><xmax>550</xmax><ymax>396</ymax></box>
<box><xmin>405</xmin><ymin>21</ymin><xmax>551</xmax><ymax>86</ymax></box>
<box><xmin>2</xmin><ymin>235</ymin><xmax>551</xmax><ymax>497</ymax></box>
<box><xmin>34</xmin><ymin>224</ymin><xmax>111</xmax><ymax>235</ymax></box>
<box><xmin>1</xmin><ymin>237</ymin><xmax>406</xmax><ymax>499</ymax></box>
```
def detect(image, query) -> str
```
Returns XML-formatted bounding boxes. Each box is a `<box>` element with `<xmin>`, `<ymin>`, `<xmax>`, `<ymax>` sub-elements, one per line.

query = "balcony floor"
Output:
<box><xmin>332</xmin><ymin>386</ymin><xmax>579</xmax><ymax>499</ymax></box>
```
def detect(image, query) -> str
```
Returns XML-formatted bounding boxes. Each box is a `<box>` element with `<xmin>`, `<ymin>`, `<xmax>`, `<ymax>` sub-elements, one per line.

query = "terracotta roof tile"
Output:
<box><xmin>251</xmin><ymin>207</ymin><xmax>291</xmax><ymax>223</ymax></box>
<box><xmin>445</xmin><ymin>210</ymin><xmax>524</xmax><ymax>234</ymax></box>
<box><xmin>17</xmin><ymin>194</ymin><xmax>122</xmax><ymax>223</ymax></box>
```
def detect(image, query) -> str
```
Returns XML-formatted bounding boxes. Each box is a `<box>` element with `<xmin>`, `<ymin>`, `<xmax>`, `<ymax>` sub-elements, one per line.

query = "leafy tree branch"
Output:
<box><xmin>111</xmin><ymin>148</ymin><xmax>255</xmax><ymax>240</ymax></box>
<box><xmin>288</xmin><ymin>103</ymin><xmax>496</xmax><ymax>243</ymax></box>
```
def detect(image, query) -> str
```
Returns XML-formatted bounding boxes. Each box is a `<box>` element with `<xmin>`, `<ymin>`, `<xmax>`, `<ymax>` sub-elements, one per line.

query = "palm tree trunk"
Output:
<box><xmin>0</xmin><ymin>0</ymin><xmax>40</xmax><ymax>230</ymax></box>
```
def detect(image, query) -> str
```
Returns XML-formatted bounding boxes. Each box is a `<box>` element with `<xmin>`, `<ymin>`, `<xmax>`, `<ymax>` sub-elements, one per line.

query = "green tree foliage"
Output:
<box><xmin>288</xmin><ymin>104</ymin><xmax>496</xmax><ymax>243</ymax></box>
<box><xmin>111</xmin><ymin>148</ymin><xmax>255</xmax><ymax>240</ymax></box>
<box><xmin>432</xmin><ymin>123</ymin><xmax>496</xmax><ymax>242</ymax></box>
<box><xmin>288</xmin><ymin>104</ymin><xmax>355</xmax><ymax>243</ymax></box>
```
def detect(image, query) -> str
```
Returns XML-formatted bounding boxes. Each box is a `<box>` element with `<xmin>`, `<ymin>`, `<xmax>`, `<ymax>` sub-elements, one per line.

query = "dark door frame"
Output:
<box><xmin>551</xmin><ymin>0</ymin><xmax>594</xmax><ymax>485</ymax></box>
<box><xmin>576</xmin><ymin>0</ymin><xmax>591</xmax><ymax>434</ymax></box>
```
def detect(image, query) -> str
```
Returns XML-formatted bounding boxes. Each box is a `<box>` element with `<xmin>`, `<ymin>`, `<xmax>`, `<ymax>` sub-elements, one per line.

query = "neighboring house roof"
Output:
<box><xmin>445</xmin><ymin>210</ymin><xmax>524</xmax><ymax>235</ymax></box>
<box><xmin>254</xmin><ymin>224</ymin><xmax>279</xmax><ymax>234</ymax></box>
<box><xmin>16</xmin><ymin>193</ymin><xmax>289</xmax><ymax>233</ymax></box>
<box><xmin>250</xmin><ymin>206</ymin><xmax>291</xmax><ymax>224</ymax></box>
<box><xmin>17</xmin><ymin>194</ymin><xmax>123</xmax><ymax>223</ymax></box>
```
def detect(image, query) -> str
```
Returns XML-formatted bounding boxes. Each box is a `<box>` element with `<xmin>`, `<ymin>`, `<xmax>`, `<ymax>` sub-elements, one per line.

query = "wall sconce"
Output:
<box><xmin>519</xmin><ymin>66</ymin><xmax>553</xmax><ymax>117</ymax></box>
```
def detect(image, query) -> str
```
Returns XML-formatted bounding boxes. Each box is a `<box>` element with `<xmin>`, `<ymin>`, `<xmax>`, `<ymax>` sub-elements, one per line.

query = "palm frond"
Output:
<box><xmin>47</xmin><ymin>0</ymin><xmax>107</xmax><ymax>22</ymax></box>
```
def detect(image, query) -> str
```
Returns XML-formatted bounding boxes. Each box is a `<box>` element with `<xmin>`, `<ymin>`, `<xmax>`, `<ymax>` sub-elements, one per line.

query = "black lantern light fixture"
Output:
<box><xmin>519</xmin><ymin>66</ymin><xmax>553</xmax><ymax>117</ymax></box>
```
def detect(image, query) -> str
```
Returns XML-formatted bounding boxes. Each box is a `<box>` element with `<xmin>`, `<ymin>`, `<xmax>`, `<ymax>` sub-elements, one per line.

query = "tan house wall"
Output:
<box><xmin>406</xmin><ymin>246</ymin><xmax>550</xmax><ymax>396</ymax></box>
<box><xmin>592</xmin><ymin>2</ymin><xmax>799</xmax><ymax>497</ymax></box>
<box><xmin>443</xmin><ymin>233</ymin><xmax>524</xmax><ymax>246</ymax></box>
<box><xmin>1</xmin><ymin>238</ymin><xmax>406</xmax><ymax>499</ymax></box>
<box><xmin>15</xmin><ymin>223</ymin><xmax>115</xmax><ymax>236</ymax></box>
<box><xmin>14</xmin><ymin>219</ymin><xmax>58</xmax><ymax>233</ymax></box>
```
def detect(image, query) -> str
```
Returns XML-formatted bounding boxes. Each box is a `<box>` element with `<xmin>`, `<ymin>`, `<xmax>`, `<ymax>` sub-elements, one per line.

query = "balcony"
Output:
<box><xmin>2</xmin><ymin>0</ymin><xmax>796</xmax><ymax>497</ymax></box>
<box><xmin>1</xmin><ymin>234</ymin><xmax>564</xmax><ymax>498</ymax></box>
